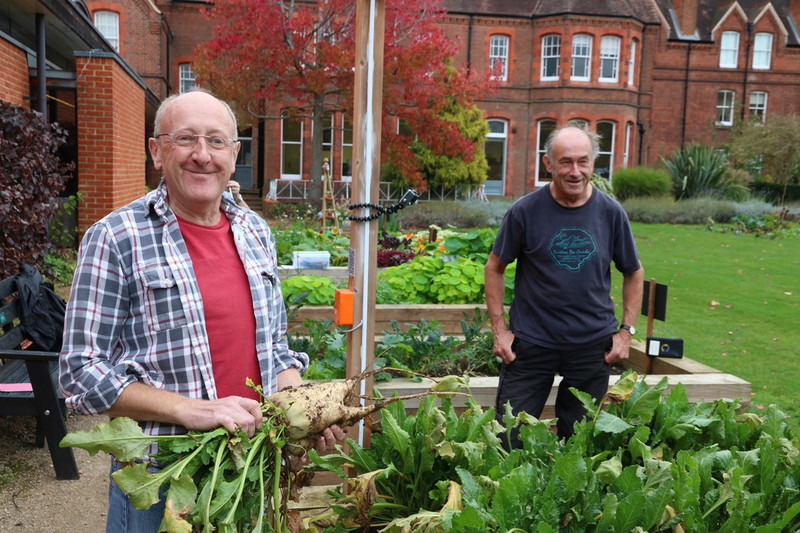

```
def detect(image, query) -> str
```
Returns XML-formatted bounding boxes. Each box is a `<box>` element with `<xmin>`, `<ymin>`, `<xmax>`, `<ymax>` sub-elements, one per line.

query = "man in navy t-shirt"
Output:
<box><xmin>485</xmin><ymin>124</ymin><xmax>644</xmax><ymax>444</ymax></box>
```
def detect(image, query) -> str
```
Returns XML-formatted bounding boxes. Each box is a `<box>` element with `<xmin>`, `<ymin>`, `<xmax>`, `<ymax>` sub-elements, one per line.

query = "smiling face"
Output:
<box><xmin>542</xmin><ymin>127</ymin><xmax>595</xmax><ymax>207</ymax></box>
<box><xmin>149</xmin><ymin>91</ymin><xmax>240</xmax><ymax>224</ymax></box>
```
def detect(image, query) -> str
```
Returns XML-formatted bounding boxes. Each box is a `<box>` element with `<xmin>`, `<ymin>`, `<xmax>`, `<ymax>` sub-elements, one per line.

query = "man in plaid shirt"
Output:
<box><xmin>59</xmin><ymin>89</ymin><xmax>344</xmax><ymax>532</ymax></box>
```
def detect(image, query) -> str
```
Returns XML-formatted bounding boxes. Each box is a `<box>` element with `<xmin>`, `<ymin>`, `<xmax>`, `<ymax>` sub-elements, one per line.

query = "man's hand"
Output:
<box><xmin>176</xmin><ymin>395</ymin><xmax>264</xmax><ymax>436</ymax></box>
<box><xmin>314</xmin><ymin>424</ymin><xmax>346</xmax><ymax>452</ymax></box>
<box><xmin>605</xmin><ymin>330</ymin><xmax>632</xmax><ymax>364</ymax></box>
<box><xmin>493</xmin><ymin>328</ymin><xmax>516</xmax><ymax>364</ymax></box>
<box><xmin>107</xmin><ymin>383</ymin><xmax>264</xmax><ymax>437</ymax></box>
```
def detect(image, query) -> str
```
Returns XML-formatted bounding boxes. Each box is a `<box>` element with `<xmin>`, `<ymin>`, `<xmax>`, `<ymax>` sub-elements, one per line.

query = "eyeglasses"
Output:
<box><xmin>155</xmin><ymin>132</ymin><xmax>237</xmax><ymax>150</ymax></box>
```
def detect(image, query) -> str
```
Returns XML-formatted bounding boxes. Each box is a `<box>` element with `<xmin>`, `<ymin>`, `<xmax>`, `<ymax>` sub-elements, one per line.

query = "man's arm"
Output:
<box><xmin>605</xmin><ymin>265</ymin><xmax>645</xmax><ymax>364</ymax></box>
<box><xmin>485</xmin><ymin>252</ymin><xmax>515</xmax><ymax>364</ymax></box>
<box><xmin>106</xmin><ymin>382</ymin><xmax>264</xmax><ymax>436</ymax></box>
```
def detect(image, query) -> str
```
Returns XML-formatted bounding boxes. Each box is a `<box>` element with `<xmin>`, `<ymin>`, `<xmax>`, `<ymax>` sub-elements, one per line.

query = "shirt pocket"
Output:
<box><xmin>137</xmin><ymin>264</ymin><xmax>188</xmax><ymax>331</ymax></box>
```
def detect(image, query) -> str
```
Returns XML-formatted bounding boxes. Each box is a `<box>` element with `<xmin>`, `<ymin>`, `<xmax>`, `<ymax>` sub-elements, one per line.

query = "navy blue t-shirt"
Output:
<box><xmin>492</xmin><ymin>185</ymin><xmax>640</xmax><ymax>348</ymax></box>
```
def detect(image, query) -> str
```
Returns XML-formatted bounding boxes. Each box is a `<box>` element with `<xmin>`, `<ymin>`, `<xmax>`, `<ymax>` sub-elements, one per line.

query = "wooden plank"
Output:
<box><xmin>375</xmin><ymin>373</ymin><xmax>752</xmax><ymax>411</ymax></box>
<box><xmin>290</xmin><ymin>304</ymin><xmax>490</xmax><ymax>336</ymax></box>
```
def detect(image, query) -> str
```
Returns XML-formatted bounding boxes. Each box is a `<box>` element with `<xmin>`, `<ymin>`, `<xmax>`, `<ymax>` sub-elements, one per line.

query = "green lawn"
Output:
<box><xmin>613</xmin><ymin>223</ymin><xmax>799</xmax><ymax>426</ymax></box>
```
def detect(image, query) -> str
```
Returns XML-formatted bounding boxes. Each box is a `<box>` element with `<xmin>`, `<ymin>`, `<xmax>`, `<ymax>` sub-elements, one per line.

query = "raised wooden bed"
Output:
<box><xmin>291</xmin><ymin>304</ymin><xmax>753</xmax><ymax>414</ymax></box>
<box><xmin>289</xmin><ymin>303</ymin><xmax>490</xmax><ymax>336</ymax></box>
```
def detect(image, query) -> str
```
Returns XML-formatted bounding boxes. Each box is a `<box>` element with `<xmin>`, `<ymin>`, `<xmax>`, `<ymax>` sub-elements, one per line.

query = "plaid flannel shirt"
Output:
<box><xmin>59</xmin><ymin>180</ymin><xmax>308</xmax><ymax>437</ymax></box>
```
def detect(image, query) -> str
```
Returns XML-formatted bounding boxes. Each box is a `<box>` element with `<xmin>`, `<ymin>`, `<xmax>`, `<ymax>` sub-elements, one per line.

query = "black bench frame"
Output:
<box><xmin>0</xmin><ymin>274</ymin><xmax>79</xmax><ymax>480</ymax></box>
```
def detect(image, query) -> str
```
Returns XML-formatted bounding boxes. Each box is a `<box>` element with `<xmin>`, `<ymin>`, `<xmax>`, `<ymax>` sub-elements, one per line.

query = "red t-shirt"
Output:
<box><xmin>177</xmin><ymin>214</ymin><xmax>262</xmax><ymax>401</ymax></box>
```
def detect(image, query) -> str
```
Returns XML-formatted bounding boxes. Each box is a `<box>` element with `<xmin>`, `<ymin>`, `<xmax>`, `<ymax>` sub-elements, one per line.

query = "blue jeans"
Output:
<box><xmin>106</xmin><ymin>458</ymin><xmax>165</xmax><ymax>533</ymax></box>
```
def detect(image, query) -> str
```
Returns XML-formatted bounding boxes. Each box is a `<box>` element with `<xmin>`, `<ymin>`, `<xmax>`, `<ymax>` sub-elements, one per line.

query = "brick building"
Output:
<box><xmin>4</xmin><ymin>0</ymin><xmax>800</xmax><ymax>220</ymax></box>
<box><xmin>1</xmin><ymin>0</ymin><xmax>159</xmax><ymax>233</ymax></box>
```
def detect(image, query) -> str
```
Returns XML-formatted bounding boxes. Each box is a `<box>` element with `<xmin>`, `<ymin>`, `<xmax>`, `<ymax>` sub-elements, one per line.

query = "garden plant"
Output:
<box><xmin>306</xmin><ymin>372</ymin><xmax>800</xmax><ymax>531</ymax></box>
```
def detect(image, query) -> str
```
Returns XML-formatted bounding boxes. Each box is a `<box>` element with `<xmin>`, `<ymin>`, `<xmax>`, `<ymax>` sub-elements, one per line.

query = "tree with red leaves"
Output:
<box><xmin>193</xmin><ymin>0</ymin><xmax>492</xmax><ymax>203</ymax></box>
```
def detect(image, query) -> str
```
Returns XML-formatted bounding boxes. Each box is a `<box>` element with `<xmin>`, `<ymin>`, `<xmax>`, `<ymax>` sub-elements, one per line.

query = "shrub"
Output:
<box><xmin>612</xmin><ymin>167</ymin><xmax>672</xmax><ymax>201</ymax></box>
<box><xmin>459</xmin><ymin>198</ymin><xmax>514</xmax><ymax>227</ymax></box>
<box><xmin>395</xmin><ymin>200</ymin><xmax>488</xmax><ymax>229</ymax></box>
<box><xmin>1</xmin><ymin>101</ymin><xmax>72</xmax><ymax>278</ymax></box>
<box><xmin>731</xmin><ymin>199</ymin><xmax>776</xmax><ymax>218</ymax></box>
<box><xmin>623</xmin><ymin>197</ymin><xmax>737</xmax><ymax>224</ymax></box>
<box><xmin>590</xmin><ymin>174</ymin><xmax>615</xmax><ymax>198</ymax></box>
<box><xmin>662</xmin><ymin>144</ymin><xmax>748</xmax><ymax>201</ymax></box>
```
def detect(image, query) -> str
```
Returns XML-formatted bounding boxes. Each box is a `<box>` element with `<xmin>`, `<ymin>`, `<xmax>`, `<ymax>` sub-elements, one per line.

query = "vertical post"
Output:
<box><xmin>347</xmin><ymin>0</ymin><xmax>385</xmax><ymax>446</ymax></box>
<box><xmin>645</xmin><ymin>278</ymin><xmax>657</xmax><ymax>374</ymax></box>
<box><xmin>36</xmin><ymin>14</ymin><xmax>47</xmax><ymax>121</ymax></box>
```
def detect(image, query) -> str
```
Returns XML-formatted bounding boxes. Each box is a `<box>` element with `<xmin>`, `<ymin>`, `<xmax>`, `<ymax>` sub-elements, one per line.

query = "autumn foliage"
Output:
<box><xmin>193</xmin><ymin>0</ymin><xmax>493</xmax><ymax>190</ymax></box>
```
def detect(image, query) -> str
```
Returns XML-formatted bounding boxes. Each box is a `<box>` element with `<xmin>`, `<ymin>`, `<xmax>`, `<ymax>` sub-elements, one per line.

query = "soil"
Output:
<box><xmin>0</xmin><ymin>414</ymin><xmax>109</xmax><ymax>533</ymax></box>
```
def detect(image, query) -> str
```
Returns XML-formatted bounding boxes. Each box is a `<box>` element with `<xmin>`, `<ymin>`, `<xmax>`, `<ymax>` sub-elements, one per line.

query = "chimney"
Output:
<box><xmin>673</xmin><ymin>0</ymin><xmax>699</xmax><ymax>37</ymax></box>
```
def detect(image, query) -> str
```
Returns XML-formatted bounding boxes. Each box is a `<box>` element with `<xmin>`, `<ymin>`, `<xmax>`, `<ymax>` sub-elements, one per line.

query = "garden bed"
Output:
<box><xmin>291</xmin><ymin>303</ymin><xmax>753</xmax><ymax>414</ymax></box>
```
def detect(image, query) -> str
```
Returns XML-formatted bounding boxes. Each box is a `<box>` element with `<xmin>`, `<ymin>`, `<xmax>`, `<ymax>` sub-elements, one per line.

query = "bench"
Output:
<box><xmin>0</xmin><ymin>274</ymin><xmax>79</xmax><ymax>480</ymax></box>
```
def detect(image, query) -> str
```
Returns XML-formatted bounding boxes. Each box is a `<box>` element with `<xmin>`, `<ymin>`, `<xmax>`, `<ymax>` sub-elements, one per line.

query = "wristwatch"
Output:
<box><xmin>619</xmin><ymin>324</ymin><xmax>636</xmax><ymax>335</ymax></box>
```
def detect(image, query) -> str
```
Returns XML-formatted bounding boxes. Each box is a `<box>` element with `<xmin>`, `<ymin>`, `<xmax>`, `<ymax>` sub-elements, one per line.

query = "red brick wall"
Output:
<box><xmin>648</xmin><ymin>6</ymin><xmax>800</xmax><ymax>164</ymax></box>
<box><xmin>0</xmin><ymin>40</ymin><xmax>30</xmax><ymax>106</ymax></box>
<box><xmin>164</xmin><ymin>3</ymin><xmax>214</xmax><ymax>94</ymax></box>
<box><xmin>75</xmin><ymin>55</ymin><xmax>145</xmax><ymax>230</ymax></box>
<box><xmin>88</xmin><ymin>0</ymin><xmax>169</xmax><ymax>98</ymax></box>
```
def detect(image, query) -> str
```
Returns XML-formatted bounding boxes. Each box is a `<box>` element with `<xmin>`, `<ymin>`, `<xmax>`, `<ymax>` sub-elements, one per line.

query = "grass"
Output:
<box><xmin>613</xmin><ymin>223</ymin><xmax>799</xmax><ymax>426</ymax></box>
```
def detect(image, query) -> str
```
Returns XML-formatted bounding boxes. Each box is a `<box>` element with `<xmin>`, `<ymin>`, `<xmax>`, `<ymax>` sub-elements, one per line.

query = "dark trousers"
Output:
<box><xmin>495</xmin><ymin>336</ymin><xmax>612</xmax><ymax>446</ymax></box>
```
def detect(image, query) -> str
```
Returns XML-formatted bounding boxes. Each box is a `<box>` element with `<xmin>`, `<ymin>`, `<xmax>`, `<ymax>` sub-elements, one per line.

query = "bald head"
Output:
<box><xmin>544</xmin><ymin>125</ymin><xmax>600</xmax><ymax>162</ymax></box>
<box><xmin>154</xmin><ymin>89</ymin><xmax>238</xmax><ymax>139</ymax></box>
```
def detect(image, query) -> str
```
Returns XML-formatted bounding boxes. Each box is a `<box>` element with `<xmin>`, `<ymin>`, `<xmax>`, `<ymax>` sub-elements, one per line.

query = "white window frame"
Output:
<box><xmin>571</xmin><ymin>34</ymin><xmax>592</xmax><ymax>81</ymax></box>
<box><xmin>484</xmin><ymin>119</ymin><xmax>508</xmax><ymax>194</ymax></box>
<box><xmin>535</xmin><ymin>119</ymin><xmax>557</xmax><ymax>185</ymax></box>
<box><xmin>94</xmin><ymin>10</ymin><xmax>120</xmax><ymax>52</ymax></box>
<box><xmin>281</xmin><ymin>117</ymin><xmax>304</xmax><ymax>179</ymax></box>
<box><xmin>540</xmin><ymin>35</ymin><xmax>561</xmax><ymax>81</ymax></box>
<box><xmin>749</xmin><ymin>91</ymin><xmax>768</xmax><ymax>121</ymax></box>
<box><xmin>489</xmin><ymin>35</ymin><xmax>509</xmax><ymax>81</ymax></box>
<box><xmin>623</xmin><ymin>122</ymin><xmax>632</xmax><ymax>168</ymax></box>
<box><xmin>752</xmin><ymin>33</ymin><xmax>773</xmax><ymax>70</ymax></box>
<box><xmin>599</xmin><ymin>35</ymin><xmax>621</xmax><ymax>82</ymax></box>
<box><xmin>179</xmin><ymin>63</ymin><xmax>196</xmax><ymax>94</ymax></box>
<box><xmin>628</xmin><ymin>40</ymin><xmax>637</xmax><ymax>87</ymax></box>
<box><xmin>596</xmin><ymin>121</ymin><xmax>616</xmax><ymax>179</ymax></box>
<box><xmin>716</xmin><ymin>90</ymin><xmax>736</xmax><ymax>126</ymax></box>
<box><xmin>719</xmin><ymin>31</ymin><xmax>739</xmax><ymax>68</ymax></box>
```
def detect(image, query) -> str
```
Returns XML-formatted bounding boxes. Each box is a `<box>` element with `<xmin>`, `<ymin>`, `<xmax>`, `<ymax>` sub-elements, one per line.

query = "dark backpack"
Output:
<box><xmin>14</xmin><ymin>264</ymin><xmax>67</xmax><ymax>352</ymax></box>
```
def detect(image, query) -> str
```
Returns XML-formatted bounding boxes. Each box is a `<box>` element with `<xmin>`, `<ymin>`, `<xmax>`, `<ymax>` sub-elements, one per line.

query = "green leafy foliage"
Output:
<box><xmin>308</xmin><ymin>372</ymin><xmax>800</xmax><ymax>532</ymax></box>
<box><xmin>0</xmin><ymin>100</ymin><xmax>72</xmax><ymax>278</ymax></box>
<box><xmin>287</xmin><ymin>319</ymin><xmax>347</xmax><ymax>380</ymax></box>
<box><xmin>61</xmin><ymin>416</ymin><xmax>282</xmax><ymax>532</ymax></box>
<box><xmin>273</xmin><ymin>224</ymin><xmax>349</xmax><ymax>267</ymax></box>
<box><xmin>440</xmin><ymin>228</ymin><xmax>495</xmax><ymax>260</ymax></box>
<box><xmin>280</xmin><ymin>275</ymin><xmax>337</xmax><ymax>305</ymax></box>
<box><xmin>378</xmin><ymin>255</ymin><xmax>486</xmax><ymax>304</ymax></box>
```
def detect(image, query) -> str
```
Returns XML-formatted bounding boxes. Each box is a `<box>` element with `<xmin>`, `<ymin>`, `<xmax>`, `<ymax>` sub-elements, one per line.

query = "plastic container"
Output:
<box><xmin>292</xmin><ymin>251</ymin><xmax>331</xmax><ymax>269</ymax></box>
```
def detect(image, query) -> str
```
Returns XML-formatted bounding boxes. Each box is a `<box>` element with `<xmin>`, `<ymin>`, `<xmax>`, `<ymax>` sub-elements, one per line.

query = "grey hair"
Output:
<box><xmin>544</xmin><ymin>122</ymin><xmax>601</xmax><ymax>162</ymax></box>
<box><xmin>153</xmin><ymin>87</ymin><xmax>238</xmax><ymax>139</ymax></box>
